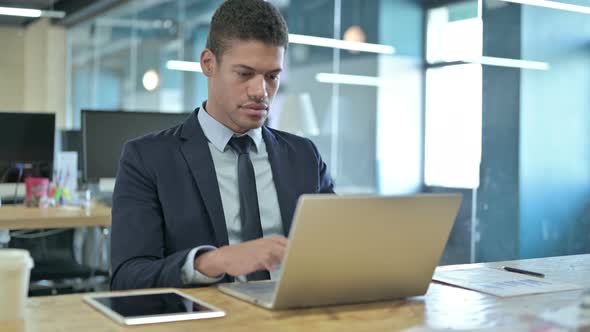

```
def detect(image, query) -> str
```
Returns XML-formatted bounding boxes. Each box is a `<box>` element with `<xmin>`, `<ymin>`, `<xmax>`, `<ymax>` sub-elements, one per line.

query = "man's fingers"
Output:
<box><xmin>268</xmin><ymin>235</ymin><xmax>288</xmax><ymax>247</ymax></box>
<box><xmin>267</xmin><ymin>244</ymin><xmax>286</xmax><ymax>266</ymax></box>
<box><xmin>257</xmin><ymin>244</ymin><xmax>285</xmax><ymax>272</ymax></box>
<box><xmin>226</xmin><ymin>237</ymin><xmax>288</xmax><ymax>276</ymax></box>
<box><xmin>262</xmin><ymin>258</ymin><xmax>282</xmax><ymax>272</ymax></box>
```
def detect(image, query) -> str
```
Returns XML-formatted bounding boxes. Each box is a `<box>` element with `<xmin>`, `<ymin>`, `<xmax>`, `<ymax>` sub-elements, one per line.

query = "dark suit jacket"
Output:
<box><xmin>111</xmin><ymin>108</ymin><xmax>334</xmax><ymax>290</ymax></box>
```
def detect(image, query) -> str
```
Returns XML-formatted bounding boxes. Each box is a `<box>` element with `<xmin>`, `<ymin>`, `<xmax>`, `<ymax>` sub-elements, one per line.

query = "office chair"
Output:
<box><xmin>9</xmin><ymin>228</ymin><xmax>109</xmax><ymax>296</ymax></box>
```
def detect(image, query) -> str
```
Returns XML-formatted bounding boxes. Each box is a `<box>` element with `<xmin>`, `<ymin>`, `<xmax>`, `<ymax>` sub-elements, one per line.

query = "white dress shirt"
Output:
<box><xmin>181</xmin><ymin>106</ymin><xmax>284</xmax><ymax>284</ymax></box>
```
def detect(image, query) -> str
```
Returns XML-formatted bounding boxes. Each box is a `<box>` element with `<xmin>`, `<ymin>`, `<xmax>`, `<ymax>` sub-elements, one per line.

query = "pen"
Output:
<box><xmin>501</xmin><ymin>266</ymin><xmax>545</xmax><ymax>278</ymax></box>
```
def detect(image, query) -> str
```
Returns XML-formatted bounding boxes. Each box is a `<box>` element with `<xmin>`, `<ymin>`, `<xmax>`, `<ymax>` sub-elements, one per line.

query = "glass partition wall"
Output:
<box><xmin>67</xmin><ymin>0</ymin><xmax>424</xmax><ymax>195</ymax></box>
<box><xmin>422</xmin><ymin>0</ymin><xmax>590</xmax><ymax>263</ymax></box>
<box><xmin>66</xmin><ymin>0</ymin><xmax>590</xmax><ymax>264</ymax></box>
<box><xmin>479</xmin><ymin>0</ymin><xmax>590</xmax><ymax>261</ymax></box>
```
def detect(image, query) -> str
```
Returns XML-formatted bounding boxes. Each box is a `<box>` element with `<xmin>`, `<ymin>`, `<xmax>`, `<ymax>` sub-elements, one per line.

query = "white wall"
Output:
<box><xmin>0</xmin><ymin>19</ymin><xmax>66</xmax><ymax>127</ymax></box>
<box><xmin>0</xmin><ymin>26</ymin><xmax>25</xmax><ymax>110</ymax></box>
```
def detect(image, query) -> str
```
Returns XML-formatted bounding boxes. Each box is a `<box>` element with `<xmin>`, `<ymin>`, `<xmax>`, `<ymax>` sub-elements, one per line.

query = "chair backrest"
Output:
<box><xmin>10</xmin><ymin>229</ymin><xmax>76</xmax><ymax>262</ymax></box>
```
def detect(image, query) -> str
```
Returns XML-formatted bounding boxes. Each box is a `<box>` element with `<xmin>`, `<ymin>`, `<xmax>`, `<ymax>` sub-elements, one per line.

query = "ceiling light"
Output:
<box><xmin>498</xmin><ymin>0</ymin><xmax>590</xmax><ymax>14</ymax></box>
<box><xmin>466</xmin><ymin>56</ymin><xmax>550</xmax><ymax>70</ymax></box>
<box><xmin>0</xmin><ymin>6</ymin><xmax>65</xmax><ymax>18</ymax></box>
<box><xmin>289</xmin><ymin>34</ymin><xmax>395</xmax><ymax>55</ymax></box>
<box><xmin>315</xmin><ymin>73</ymin><xmax>383</xmax><ymax>86</ymax></box>
<box><xmin>166</xmin><ymin>60</ymin><xmax>202</xmax><ymax>72</ymax></box>
<box><xmin>343</xmin><ymin>26</ymin><xmax>367</xmax><ymax>44</ymax></box>
<box><xmin>343</xmin><ymin>26</ymin><xmax>367</xmax><ymax>55</ymax></box>
<box><xmin>142</xmin><ymin>69</ymin><xmax>160</xmax><ymax>91</ymax></box>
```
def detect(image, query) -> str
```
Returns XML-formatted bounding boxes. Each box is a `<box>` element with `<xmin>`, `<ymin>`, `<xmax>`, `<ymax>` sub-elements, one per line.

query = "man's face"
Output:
<box><xmin>201</xmin><ymin>40</ymin><xmax>284</xmax><ymax>133</ymax></box>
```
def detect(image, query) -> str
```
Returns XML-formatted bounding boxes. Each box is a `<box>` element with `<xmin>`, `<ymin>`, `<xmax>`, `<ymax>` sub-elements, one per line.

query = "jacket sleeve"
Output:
<box><xmin>110</xmin><ymin>140</ymin><xmax>189</xmax><ymax>290</ymax></box>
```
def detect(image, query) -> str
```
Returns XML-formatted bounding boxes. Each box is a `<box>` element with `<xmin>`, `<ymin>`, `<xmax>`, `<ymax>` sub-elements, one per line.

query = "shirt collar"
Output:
<box><xmin>197</xmin><ymin>101</ymin><xmax>263</xmax><ymax>153</ymax></box>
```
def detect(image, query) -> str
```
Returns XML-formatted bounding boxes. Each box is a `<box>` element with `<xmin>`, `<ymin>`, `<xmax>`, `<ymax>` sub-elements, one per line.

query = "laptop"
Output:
<box><xmin>217</xmin><ymin>193</ymin><xmax>462</xmax><ymax>310</ymax></box>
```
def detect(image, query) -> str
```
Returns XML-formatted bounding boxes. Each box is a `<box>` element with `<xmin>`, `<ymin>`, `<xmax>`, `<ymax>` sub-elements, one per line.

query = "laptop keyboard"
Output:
<box><xmin>224</xmin><ymin>281</ymin><xmax>277</xmax><ymax>304</ymax></box>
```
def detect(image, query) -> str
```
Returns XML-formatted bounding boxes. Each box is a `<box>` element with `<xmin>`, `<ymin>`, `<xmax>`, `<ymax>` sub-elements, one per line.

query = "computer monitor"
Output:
<box><xmin>0</xmin><ymin>112</ymin><xmax>55</xmax><ymax>184</ymax></box>
<box><xmin>82</xmin><ymin>110</ymin><xmax>190</xmax><ymax>182</ymax></box>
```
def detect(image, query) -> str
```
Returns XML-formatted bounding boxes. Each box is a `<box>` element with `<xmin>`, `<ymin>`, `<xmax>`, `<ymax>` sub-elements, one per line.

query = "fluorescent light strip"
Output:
<box><xmin>289</xmin><ymin>34</ymin><xmax>395</xmax><ymax>55</ymax></box>
<box><xmin>0</xmin><ymin>6</ymin><xmax>65</xmax><ymax>18</ymax></box>
<box><xmin>317</xmin><ymin>56</ymin><xmax>548</xmax><ymax>86</ymax></box>
<box><xmin>0</xmin><ymin>6</ymin><xmax>41</xmax><ymax>17</ymax></box>
<box><xmin>166</xmin><ymin>60</ymin><xmax>202</xmax><ymax>72</ymax></box>
<box><xmin>315</xmin><ymin>73</ymin><xmax>382</xmax><ymax>87</ymax></box>
<box><xmin>40</xmin><ymin>10</ymin><xmax>66</xmax><ymax>19</ymax></box>
<box><xmin>469</xmin><ymin>56</ymin><xmax>550</xmax><ymax>70</ymax></box>
<box><xmin>499</xmin><ymin>0</ymin><xmax>590</xmax><ymax>15</ymax></box>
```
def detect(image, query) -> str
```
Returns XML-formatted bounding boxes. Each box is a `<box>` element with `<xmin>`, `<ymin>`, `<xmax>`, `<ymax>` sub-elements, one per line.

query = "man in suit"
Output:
<box><xmin>111</xmin><ymin>0</ymin><xmax>334</xmax><ymax>290</ymax></box>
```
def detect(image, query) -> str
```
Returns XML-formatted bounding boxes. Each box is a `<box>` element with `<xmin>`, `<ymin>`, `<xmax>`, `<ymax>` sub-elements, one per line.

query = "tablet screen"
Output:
<box><xmin>93</xmin><ymin>292</ymin><xmax>214</xmax><ymax>318</ymax></box>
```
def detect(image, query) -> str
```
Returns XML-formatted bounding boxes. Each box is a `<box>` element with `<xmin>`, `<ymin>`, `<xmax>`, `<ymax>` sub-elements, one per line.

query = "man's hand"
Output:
<box><xmin>194</xmin><ymin>236</ymin><xmax>288</xmax><ymax>278</ymax></box>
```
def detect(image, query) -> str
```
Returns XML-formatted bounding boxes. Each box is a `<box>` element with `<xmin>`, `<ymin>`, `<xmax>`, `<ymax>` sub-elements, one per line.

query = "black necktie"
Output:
<box><xmin>228</xmin><ymin>136</ymin><xmax>270</xmax><ymax>281</ymax></box>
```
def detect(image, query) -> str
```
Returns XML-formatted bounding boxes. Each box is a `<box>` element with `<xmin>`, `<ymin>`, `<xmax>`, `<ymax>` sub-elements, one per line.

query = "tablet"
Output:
<box><xmin>84</xmin><ymin>289</ymin><xmax>225</xmax><ymax>325</ymax></box>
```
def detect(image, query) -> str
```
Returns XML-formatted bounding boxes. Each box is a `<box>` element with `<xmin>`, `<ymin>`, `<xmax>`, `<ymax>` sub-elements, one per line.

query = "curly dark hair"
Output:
<box><xmin>206</xmin><ymin>0</ymin><xmax>289</xmax><ymax>59</ymax></box>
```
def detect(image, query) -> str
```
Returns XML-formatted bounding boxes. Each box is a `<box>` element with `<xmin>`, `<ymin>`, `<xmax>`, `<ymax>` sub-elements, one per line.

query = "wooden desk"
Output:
<box><xmin>0</xmin><ymin>203</ymin><xmax>111</xmax><ymax>230</ymax></box>
<box><xmin>11</xmin><ymin>254</ymin><xmax>590</xmax><ymax>331</ymax></box>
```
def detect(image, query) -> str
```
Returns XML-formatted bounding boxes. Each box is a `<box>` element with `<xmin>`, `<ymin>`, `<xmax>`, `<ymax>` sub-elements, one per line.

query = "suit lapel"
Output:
<box><xmin>179</xmin><ymin>109</ymin><xmax>229</xmax><ymax>247</ymax></box>
<box><xmin>263</xmin><ymin>127</ymin><xmax>297</xmax><ymax>235</ymax></box>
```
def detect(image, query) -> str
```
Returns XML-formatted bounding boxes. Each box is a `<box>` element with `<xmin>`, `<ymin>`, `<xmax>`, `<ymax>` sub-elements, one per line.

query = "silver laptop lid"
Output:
<box><xmin>271</xmin><ymin>194</ymin><xmax>462</xmax><ymax>309</ymax></box>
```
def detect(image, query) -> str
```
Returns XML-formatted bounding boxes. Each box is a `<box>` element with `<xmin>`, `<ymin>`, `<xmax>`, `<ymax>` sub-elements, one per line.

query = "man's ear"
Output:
<box><xmin>200</xmin><ymin>49</ymin><xmax>216</xmax><ymax>77</ymax></box>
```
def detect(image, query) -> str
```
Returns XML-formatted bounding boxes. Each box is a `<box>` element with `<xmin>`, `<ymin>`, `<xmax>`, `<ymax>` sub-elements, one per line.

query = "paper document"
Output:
<box><xmin>433</xmin><ymin>267</ymin><xmax>582</xmax><ymax>297</ymax></box>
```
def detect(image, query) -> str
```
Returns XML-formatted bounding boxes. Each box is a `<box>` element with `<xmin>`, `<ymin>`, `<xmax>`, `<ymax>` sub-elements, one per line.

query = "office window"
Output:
<box><xmin>424</xmin><ymin>64</ymin><xmax>481</xmax><ymax>188</ymax></box>
<box><xmin>424</xmin><ymin>1</ymin><xmax>482</xmax><ymax>189</ymax></box>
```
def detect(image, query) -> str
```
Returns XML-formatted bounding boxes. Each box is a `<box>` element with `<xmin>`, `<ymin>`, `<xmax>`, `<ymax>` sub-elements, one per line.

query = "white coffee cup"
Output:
<box><xmin>0</xmin><ymin>249</ymin><xmax>34</xmax><ymax>321</ymax></box>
